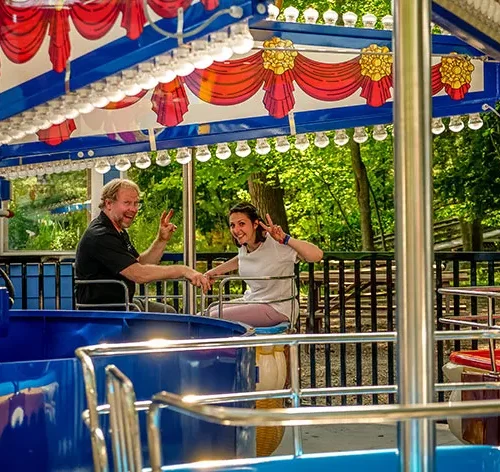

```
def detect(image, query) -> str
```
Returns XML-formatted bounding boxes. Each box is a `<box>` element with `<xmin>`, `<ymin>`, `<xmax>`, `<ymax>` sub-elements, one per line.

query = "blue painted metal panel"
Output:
<box><xmin>251</xmin><ymin>20</ymin><xmax>486</xmax><ymax>56</ymax></box>
<box><xmin>432</xmin><ymin>3</ymin><xmax>500</xmax><ymax>61</ymax></box>
<box><xmin>26</xmin><ymin>263</ymin><xmax>40</xmax><ymax>310</ymax></box>
<box><xmin>0</xmin><ymin>178</ymin><xmax>11</xmax><ymax>201</ymax></box>
<box><xmin>0</xmin><ymin>311</ymin><xmax>254</xmax><ymax>471</ymax></box>
<box><xmin>42</xmin><ymin>263</ymin><xmax>56</xmax><ymax>310</ymax></box>
<box><xmin>161</xmin><ymin>446</ymin><xmax>500</xmax><ymax>472</ymax></box>
<box><xmin>8</xmin><ymin>264</ymin><xmax>23</xmax><ymax>310</ymax></box>
<box><xmin>60</xmin><ymin>262</ymin><xmax>74</xmax><ymax>310</ymax></box>
<box><xmin>0</xmin><ymin>0</ymin><xmax>269</xmax><ymax>121</ymax></box>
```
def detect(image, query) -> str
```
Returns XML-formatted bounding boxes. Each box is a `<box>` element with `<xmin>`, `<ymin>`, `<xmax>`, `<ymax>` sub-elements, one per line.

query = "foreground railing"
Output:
<box><xmin>76</xmin><ymin>330</ymin><xmax>500</xmax><ymax>472</ymax></box>
<box><xmin>2</xmin><ymin>251</ymin><xmax>500</xmax><ymax>405</ymax></box>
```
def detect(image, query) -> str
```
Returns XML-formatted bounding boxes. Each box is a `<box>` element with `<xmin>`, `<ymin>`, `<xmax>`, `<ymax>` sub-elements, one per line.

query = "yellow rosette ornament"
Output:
<box><xmin>262</xmin><ymin>37</ymin><xmax>298</xmax><ymax>75</ymax></box>
<box><xmin>358</xmin><ymin>44</ymin><xmax>393</xmax><ymax>107</ymax></box>
<box><xmin>439</xmin><ymin>52</ymin><xmax>474</xmax><ymax>100</ymax></box>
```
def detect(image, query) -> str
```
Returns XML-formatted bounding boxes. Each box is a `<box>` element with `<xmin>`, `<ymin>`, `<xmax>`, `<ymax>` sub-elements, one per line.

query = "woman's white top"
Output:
<box><xmin>238</xmin><ymin>235</ymin><xmax>299</xmax><ymax>320</ymax></box>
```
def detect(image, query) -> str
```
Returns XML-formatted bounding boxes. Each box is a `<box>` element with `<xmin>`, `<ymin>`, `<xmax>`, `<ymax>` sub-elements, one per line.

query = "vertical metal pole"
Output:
<box><xmin>182</xmin><ymin>157</ymin><xmax>196</xmax><ymax>314</ymax></box>
<box><xmin>393</xmin><ymin>0</ymin><xmax>435</xmax><ymax>471</ymax></box>
<box><xmin>90</xmin><ymin>169</ymin><xmax>104</xmax><ymax>221</ymax></box>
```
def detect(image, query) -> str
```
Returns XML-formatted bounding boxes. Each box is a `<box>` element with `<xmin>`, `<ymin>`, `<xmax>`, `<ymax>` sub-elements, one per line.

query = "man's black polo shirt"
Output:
<box><xmin>75</xmin><ymin>211</ymin><xmax>139</xmax><ymax>309</ymax></box>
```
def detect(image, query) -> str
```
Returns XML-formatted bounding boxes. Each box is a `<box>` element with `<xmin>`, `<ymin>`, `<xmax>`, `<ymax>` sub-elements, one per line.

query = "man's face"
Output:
<box><xmin>105</xmin><ymin>187</ymin><xmax>140</xmax><ymax>230</ymax></box>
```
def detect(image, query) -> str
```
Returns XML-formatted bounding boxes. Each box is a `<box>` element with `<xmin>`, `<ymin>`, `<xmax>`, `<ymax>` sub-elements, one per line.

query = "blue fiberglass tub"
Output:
<box><xmin>162</xmin><ymin>446</ymin><xmax>500</xmax><ymax>472</ymax></box>
<box><xmin>0</xmin><ymin>310</ymin><xmax>254</xmax><ymax>472</ymax></box>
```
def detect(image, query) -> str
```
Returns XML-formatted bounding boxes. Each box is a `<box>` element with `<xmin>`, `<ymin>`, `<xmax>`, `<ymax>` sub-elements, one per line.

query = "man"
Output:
<box><xmin>75</xmin><ymin>178</ymin><xmax>210</xmax><ymax>311</ymax></box>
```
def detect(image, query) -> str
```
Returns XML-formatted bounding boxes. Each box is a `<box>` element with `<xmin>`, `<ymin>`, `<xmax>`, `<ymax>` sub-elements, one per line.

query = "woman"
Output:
<box><xmin>205</xmin><ymin>202</ymin><xmax>323</xmax><ymax>327</ymax></box>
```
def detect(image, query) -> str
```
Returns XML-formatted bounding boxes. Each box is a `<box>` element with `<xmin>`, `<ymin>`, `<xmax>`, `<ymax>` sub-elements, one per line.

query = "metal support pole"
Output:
<box><xmin>393</xmin><ymin>0</ymin><xmax>435</xmax><ymax>471</ymax></box>
<box><xmin>182</xmin><ymin>156</ymin><xmax>196</xmax><ymax>314</ymax></box>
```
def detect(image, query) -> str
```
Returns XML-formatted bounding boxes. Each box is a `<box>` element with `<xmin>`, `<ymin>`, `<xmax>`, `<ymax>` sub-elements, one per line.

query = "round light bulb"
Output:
<box><xmin>90</xmin><ymin>82</ymin><xmax>111</xmax><ymax>108</ymax></box>
<box><xmin>342</xmin><ymin>11</ymin><xmax>358</xmax><ymax>27</ymax></box>
<box><xmin>448</xmin><ymin>116</ymin><xmax>464</xmax><ymax>133</ymax></box>
<box><xmin>372</xmin><ymin>125</ymin><xmax>388</xmax><ymax>141</ymax></box>
<box><xmin>155</xmin><ymin>150</ymin><xmax>171</xmax><ymax>167</ymax></box>
<box><xmin>381</xmin><ymin>15</ymin><xmax>393</xmax><ymax>30</ymax></box>
<box><xmin>294</xmin><ymin>134</ymin><xmax>310</xmax><ymax>151</ymax></box>
<box><xmin>135</xmin><ymin>152</ymin><xmax>152</xmax><ymax>169</ymax></box>
<box><xmin>275</xmin><ymin>136</ymin><xmax>290</xmax><ymax>153</ymax></box>
<box><xmin>154</xmin><ymin>55</ymin><xmax>177</xmax><ymax>84</ymax></box>
<box><xmin>235</xmin><ymin>140</ymin><xmax>251</xmax><ymax>157</ymax></box>
<box><xmin>323</xmin><ymin>10</ymin><xmax>339</xmax><ymax>25</ymax></box>
<box><xmin>467</xmin><ymin>113</ymin><xmax>484</xmax><ymax>130</ymax></box>
<box><xmin>94</xmin><ymin>159</ymin><xmax>111</xmax><ymax>174</ymax></box>
<box><xmin>216</xmin><ymin>142</ymin><xmax>232</xmax><ymax>160</ymax></box>
<box><xmin>255</xmin><ymin>138</ymin><xmax>271</xmax><ymax>155</ymax></box>
<box><xmin>431</xmin><ymin>118</ymin><xmax>446</xmax><ymax>135</ymax></box>
<box><xmin>105</xmin><ymin>76</ymin><xmax>126</xmax><ymax>103</ymax></box>
<box><xmin>136</xmin><ymin>63</ymin><xmax>159</xmax><ymax>90</ymax></box>
<box><xmin>75</xmin><ymin>88</ymin><xmax>95</xmax><ymax>114</ymax></box>
<box><xmin>230</xmin><ymin>22</ymin><xmax>254</xmax><ymax>55</ymax></box>
<box><xmin>333</xmin><ymin>129</ymin><xmax>349</xmax><ymax>146</ymax></box>
<box><xmin>210</xmin><ymin>31</ymin><xmax>234</xmax><ymax>62</ymax></box>
<box><xmin>115</xmin><ymin>156</ymin><xmax>131</xmax><ymax>172</ymax></box>
<box><xmin>283</xmin><ymin>6</ymin><xmax>299</xmax><ymax>22</ymax></box>
<box><xmin>353</xmin><ymin>127</ymin><xmax>369</xmax><ymax>143</ymax></box>
<box><xmin>191</xmin><ymin>39</ymin><xmax>214</xmax><ymax>70</ymax></box>
<box><xmin>195</xmin><ymin>145</ymin><xmax>212</xmax><ymax>162</ymax></box>
<box><xmin>176</xmin><ymin>147</ymin><xmax>192</xmax><ymax>164</ymax></box>
<box><xmin>173</xmin><ymin>47</ymin><xmax>195</xmax><ymax>77</ymax></box>
<box><xmin>314</xmin><ymin>132</ymin><xmax>330</xmax><ymax>148</ymax></box>
<box><xmin>304</xmin><ymin>7</ymin><xmax>319</xmax><ymax>24</ymax></box>
<box><xmin>362</xmin><ymin>13</ymin><xmax>377</xmax><ymax>28</ymax></box>
<box><xmin>267</xmin><ymin>4</ymin><xmax>279</xmax><ymax>20</ymax></box>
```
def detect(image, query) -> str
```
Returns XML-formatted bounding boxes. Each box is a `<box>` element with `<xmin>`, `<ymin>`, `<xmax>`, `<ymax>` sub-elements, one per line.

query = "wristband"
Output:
<box><xmin>281</xmin><ymin>234</ymin><xmax>291</xmax><ymax>245</ymax></box>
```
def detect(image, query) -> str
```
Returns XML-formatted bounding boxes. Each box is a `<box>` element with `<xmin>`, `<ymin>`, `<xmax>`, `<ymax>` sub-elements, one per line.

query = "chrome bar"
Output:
<box><xmin>106</xmin><ymin>366</ymin><xmax>142</xmax><ymax>472</ymax></box>
<box><xmin>149</xmin><ymin>391</ymin><xmax>500</xmax><ymax>427</ymax></box>
<box><xmin>289</xmin><ymin>342</ymin><xmax>302</xmax><ymax>456</ymax></box>
<box><xmin>183</xmin><ymin>157</ymin><xmax>196</xmax><ymax>314</ymax></box>
<box><xmin>489</xmin><ymin>296</ymin><xmax>497</xmax><ymax>373</ymax></box>
<box><xmin>74</xmin><ymin>279</ymin><xmax>131</xmax><ymax>311</ymax></box>
<box><xmin>439</xmin><ymin>318</ymin><xmax>500</xmax><ymax>331</ymax></box>
<box><xmin>76</xmin><ymin>330</ymin><xmax>500</xmax><ymax>360</ymax></box>
<box><xmin>438</xmin><ymin>286</ymin><xmax>500</xmax><ymax>298</ymax></box>
<box><xmin>86</xmin><ymin>379</ymin><xmax>500</xmax><ymax>424</ymax></box>
<box><xmin>394</xmin><ymin>0</ymin><xmax>434</xmax><ymax>468</ymax></box>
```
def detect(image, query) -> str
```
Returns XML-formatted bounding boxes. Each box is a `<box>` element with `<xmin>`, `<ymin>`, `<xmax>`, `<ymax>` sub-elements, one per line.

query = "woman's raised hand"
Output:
<box><xmin>259</xmin><ymin>213</ymin><xmax>286</xmax><ymax>243</ymax></box>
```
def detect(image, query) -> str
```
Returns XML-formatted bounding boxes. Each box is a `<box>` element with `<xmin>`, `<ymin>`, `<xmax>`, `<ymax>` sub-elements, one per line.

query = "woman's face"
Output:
<box><xmin>229</xmin><ymin>212</ymin><xmax>259</xmax><ymax>246</ymax></box>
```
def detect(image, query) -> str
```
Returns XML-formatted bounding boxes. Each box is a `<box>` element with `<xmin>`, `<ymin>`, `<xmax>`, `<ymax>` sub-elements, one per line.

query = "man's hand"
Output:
<box><xmin>158</xmin><ymin>209</ymin><xmax>177</xmax><ymax>243</ymax></box>
<box><xmin>185</xmin><ymin>268</ymin><xmax>212</xmax><ymax>293</ymax></box>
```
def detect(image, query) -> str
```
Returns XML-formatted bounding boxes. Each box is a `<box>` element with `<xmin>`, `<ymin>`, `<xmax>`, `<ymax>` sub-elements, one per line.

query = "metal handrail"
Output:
<box><xmin>200</xmin><ymin>274</ymin><xmax>297</xmax><ymax>324</ymax></box>
<box><xmin>76</xmin><ymin>329</ymin><xmax>500</xmax><ymax>472</ymax></box>
<box><xmin>438</xmin><ymin>286</ymin><xmax>500</xmax><ymax>374</ymax></box>
<box><xmin>74</xmin><ymin>279</ymin><xmax>134</xmax><ymax>311</ymax></box>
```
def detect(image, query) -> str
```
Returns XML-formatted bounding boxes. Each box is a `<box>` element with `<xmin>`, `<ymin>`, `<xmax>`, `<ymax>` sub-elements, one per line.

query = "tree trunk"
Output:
<box><xmin>460</xmin><ymin>218</ymin><xmax>483</xmax><ymax>251</ymax></box>
<box><xmin>248</xmin><ymin>171</ymin><xmax>289</xmax><ymax>233</ymax></box>
<box><xmin>349</xmin><ymin>140</ymin><xmax>375</xmax><ymax>251</ymax></box>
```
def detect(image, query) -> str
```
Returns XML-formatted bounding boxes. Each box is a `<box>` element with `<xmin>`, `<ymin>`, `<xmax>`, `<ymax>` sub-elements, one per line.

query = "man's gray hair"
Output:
<box><xmin>99</xmin><ymin>178</ymin><xmax>140</xmax><ymax>210</ymax></box>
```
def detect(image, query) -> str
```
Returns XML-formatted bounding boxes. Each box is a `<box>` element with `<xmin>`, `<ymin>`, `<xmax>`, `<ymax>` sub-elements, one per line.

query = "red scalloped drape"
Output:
<box><xmin>0</xmin><ymin>0</ymin><xmax>216</xmax><ymax>72</ymax></box>
<box><xmin>71</xmin><ymin>0</ymin><xmax>121</xmax><ymax>40</ymax></box>
<box><xmin>184</xmin><ymin>53</ymin><xmax>265</xmax><ymax>103</ymax></box>
<box><xmin>294</xmin><ymin>55</ymin><xmax>364</xmax><ymax>102</ymax></box>
<box><xmin>152</xmin><ymin>78</ymin><xmax>189</xmax><ymax>126</ymax></box>
<box><xmin>0</xmin><ymin>0</ymin><xmax>49</xmax><ymax>64</ymax></box>
<box><xmin>431</xmin><ymin>63</ymin><xmax>444</xmax><ymax>95</ymax></box>
<box><xmin>37</xmin><ymin>119</ymin><xmax>76</xmax><ymax>146</ymax></box>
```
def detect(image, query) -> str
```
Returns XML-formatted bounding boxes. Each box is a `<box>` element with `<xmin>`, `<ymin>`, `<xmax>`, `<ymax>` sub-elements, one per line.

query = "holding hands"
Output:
<box><xmin>158</xmin><ymin>209</ymin><xmax>177</xmax><ymax>243</ymax></box>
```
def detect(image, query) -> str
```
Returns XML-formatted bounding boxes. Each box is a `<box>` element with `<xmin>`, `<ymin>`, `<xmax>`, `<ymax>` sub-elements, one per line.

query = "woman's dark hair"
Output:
<box><xmin>229</xmin><ymin>202</ymin><xmax>266</xmax><ymax>247</ymax></box>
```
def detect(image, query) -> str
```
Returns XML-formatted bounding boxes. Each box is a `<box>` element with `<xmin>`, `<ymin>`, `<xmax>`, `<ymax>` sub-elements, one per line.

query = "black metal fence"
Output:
<box><xmin>1</xmin><ymin>251</ymin><xmax>499</xmax><ymax>405</ymax></box>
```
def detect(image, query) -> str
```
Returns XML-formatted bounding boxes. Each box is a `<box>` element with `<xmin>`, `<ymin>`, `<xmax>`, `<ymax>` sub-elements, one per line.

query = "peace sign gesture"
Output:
<box><xmin>259</xmin><ymin>213</ymin><xmax>287</xmax><ymax>243</ymax></box>
<box><xmin>158</xmin><ymin>209</ymin><xmax>177</xmax><ymax>242</ymax></box>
